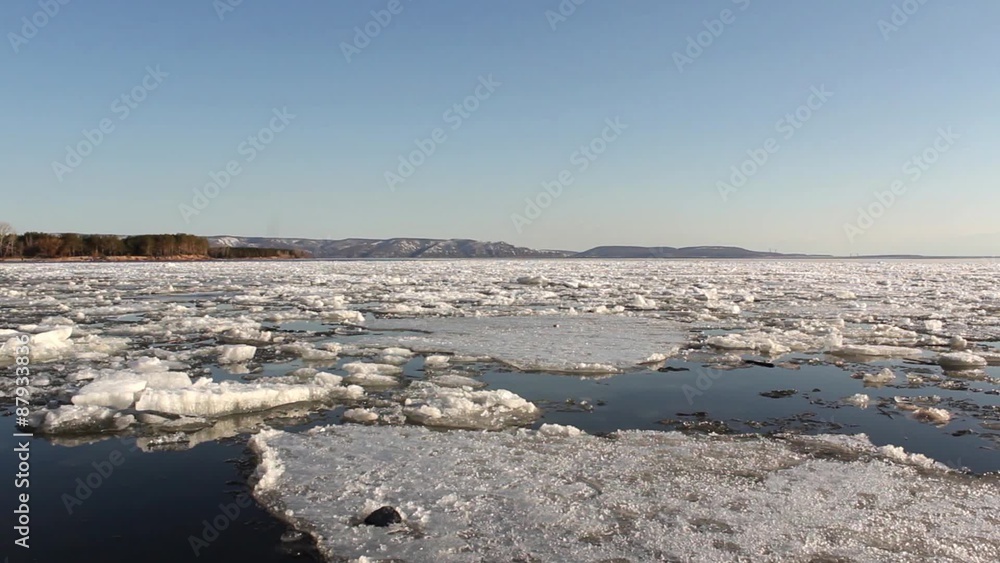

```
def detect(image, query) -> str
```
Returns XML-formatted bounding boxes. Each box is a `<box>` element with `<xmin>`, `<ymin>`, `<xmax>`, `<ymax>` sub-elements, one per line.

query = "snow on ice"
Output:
<box><xmin>250</xmin><ymin>425</ymin><xmax>1000</xmax><ymax>562</ymax></box>
<box><xmin>3</xmin><ymin>259</ymin><xmax>999</xmax><ymax>442</ymax></box>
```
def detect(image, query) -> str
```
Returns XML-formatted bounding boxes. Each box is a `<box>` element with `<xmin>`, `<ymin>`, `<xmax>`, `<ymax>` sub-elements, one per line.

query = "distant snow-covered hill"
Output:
<box><xmin>207</xmin><ymin>236</ymin><xmax>828</xmax><ymax>259</ymax></box>
<box><xmin>206</xmin><ymin>236</ymin><xmax>574</xmax><ymax>258</ymax></box>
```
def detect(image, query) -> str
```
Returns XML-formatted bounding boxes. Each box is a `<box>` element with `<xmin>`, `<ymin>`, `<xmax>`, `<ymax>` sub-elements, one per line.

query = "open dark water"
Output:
<box><xmin>3</xmin><ymin>356</ymin><xmax>999</xmax><ymax>562</ymax></box>
<box><xmin>1</xmin><ymin>430</ymin><xmax>319</xmax><ymax>562</ymax></box>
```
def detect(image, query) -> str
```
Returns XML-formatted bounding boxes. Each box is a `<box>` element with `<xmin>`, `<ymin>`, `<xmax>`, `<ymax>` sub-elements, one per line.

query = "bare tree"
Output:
<box><xmin>0</xmin><ymin>222</ymin><xmax>16</xmax><ymax>258</ymax></box>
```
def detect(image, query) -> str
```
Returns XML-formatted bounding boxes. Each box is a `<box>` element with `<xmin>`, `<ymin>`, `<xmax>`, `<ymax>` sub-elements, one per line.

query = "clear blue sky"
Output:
<box><xmin>2</xmin><ymin>0</ymin><xmax>998</xmax><ymax>255</ymax></box>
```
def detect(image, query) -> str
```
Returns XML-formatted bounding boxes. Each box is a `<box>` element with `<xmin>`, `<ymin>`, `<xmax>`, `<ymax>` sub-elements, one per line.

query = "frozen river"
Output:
<box><xmin>2</xmin><ymin>259</ymin><xmax>999</xmax><ymax>561</ymax></box>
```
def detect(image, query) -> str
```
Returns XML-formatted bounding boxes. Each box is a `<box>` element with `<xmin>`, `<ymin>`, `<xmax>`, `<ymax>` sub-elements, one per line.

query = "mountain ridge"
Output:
<box><xmin>207</xmin><ymin>236</ymin><xmax>829</xmax><ymax>259</ymax></box>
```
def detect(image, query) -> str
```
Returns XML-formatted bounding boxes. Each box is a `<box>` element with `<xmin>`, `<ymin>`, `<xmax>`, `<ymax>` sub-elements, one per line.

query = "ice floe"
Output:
<box><xmin>423</xmin><ymin>355</ymin><xmax>450</xmax><ymax>369</ymax></box>
<box><xmin>426</xmin><ymin>374</ymin><xmax>486</xmax><ymax>389</ymax></box>
<box><xmin>220</xmin><ymin>327</ymin><xmax>273</xmax><ymax>344</ymax></box>
<box><xmin>401</xmin><ymin>382</ymin><xmax>539</xmax><ymax>430</ymax></box>
<box><xmin>343</xmin><ymin>362</ymin><xmax>403</xmax><ymax>377</ymax></box>
<box><xmin>913</xmin><ymin>407</ymin><xmax>952</xmax><ymax>424</ymax></box>
<box><xmin>70</xmin><ymin>367</ymin><xmax>192</xmax><ymax>409</ymax></box>
<box><xmin>939</xmin><ymin>352</ymin><xmax>988</xmax><ymax>369</ymax></box>
<box><xmin>342</xmin><ymin>408</ymin><xmax>379</xmax><ymax>424</ymax></box>
<box><xmin>0</xmin><ymin>326</ymin><xmax>129</xmax><ymax>363</ymax></box>
<box><xmin>862</xmin><ymin>368</ymin><xmax>897</xmax><ymax>387</ymax></box>
<box><xmin>832</xmin><ymin>344</ymin><xmax>925</xmax><ymax>359</ymax></box>
<box><xmin>250</xmin><ymin>426</ymin><xmax>1000</xmax><ymax>562</ymax></box>
<box><xmin>217</xmin><ymin>344</ymin><xmax>257</xmax><ymax>364</ymax></box>
<box><xmin>134</xmin><ymin>376</ymin><xmax>363</xmax><ymax>418</ymax></box>
<box><xmin>36</xmin><ymin>405</ymin><xmax>134</xmax><ymax>434</ymax></box>
<box><xmin>362</xmin><ymin>315</ymin><xmax>686</xmax><ymax>373</ymax></box>
<box><xmin>280</xmin><ymin>342</ymin><xmax>340</xmax><ymax>361</ymax></box>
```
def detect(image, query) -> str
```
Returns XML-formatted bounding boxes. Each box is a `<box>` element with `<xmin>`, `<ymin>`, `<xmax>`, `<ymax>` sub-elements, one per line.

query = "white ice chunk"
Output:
<box><xmin>127</xmin><ymin>357</ymin><xmax>169</xmax><ymax>373</ymax></box>
<box><xmin>318</xmin><ymin>342</ymin><xmax>343</xmax><ymax>354</ymax></box>
<box><xmin>135</xmin><ymin>378</ymin><xmax>363</xmax><ymax>417</ymax></box>
<box><xmin>343</xmin><ymin>362</ymin><xmax>403</xmax><ymax>376</ymax></box>
<box><xmin>863</xmin><ymin>368</ymin><xmax>896</xmax><ymax>386</ymax></box>
<box><xmin>427</xmin><ymin>374</ymin><xmax>486</xmax><ymax>389</ymax></box>
<box><xmin>221</xmin><ymin>327</ymin><xmax>273</xmax><ymax>344</ymax></box>
<box><xmin>280</xmin><ymin>343</ymin><xmax>340</xmax><ymax>361</ymax></box>
<box><xmin>29</xmin><ymin>326</ymin><xmax>74</xmax><ymax>346</ymax></box>
<box><xmin>70</xmin><ymin>368</ymin><xmax>192</xmax><ymax>409</ymax></box>
<box><xmin>345</xmin><ymin>372</ymin><xmax>401</xmax><ymax>387</ymax></box>
<box><xmin>1</xmin><ymin>326</ymin><xmax>73</xmax><ymax>360</ymax></box>
<box><xmin>706</xmin><ymin>333</ymin><xmax>791</xmax><ymax>356</ymax></box>
<box><xmin>342</xmin><ymin>408</ymin><xmax>379</xmax><ymax>423</ymax></box>
<box><xmin>423</xmin><ymin>355</ymin><xmax>450</xmax><ymax>369</ymax></box>
<box><xmin>875</xmin><ymin>445</ymin><xmax>943</xmax><ymax>469</ymax></box>
<box><xmin>923</xmin><ymin>319</ymin><xmax>944</xmax><ymax>332</ymax></box>
<box><xmin>72</xmin><ymin>378</ymin><xmax>147</xmax><ymax>409</ymax></box>
<box><xmin>630</xmin><ymin>294</ymin><xmax>657</xmax><ymax>310</ymax></box>
<box><xmin>140</xmin><ymin>371</ymin><xmax>193</xmax><ymax>389</ymax></box>
<box><xmin>402</xmin><ymin>382</ymin><xmax>539</xmax><ymax>430</ymax></box>
<box><xmin>37</xmin><ymin>405</ymin><xmax>131</xmax><ymax>434</ymax></box>
<box><xmin>538</xmin><ymin>423</ymin><xmax>584</xmax><ymax>437</ymax></box>
<box><xmin>938</xmin><ymin>352</ymin><xmax>987</xmax><ymax>369</ymax></box>
<box><xmin>217</xmin><ymin>344</ymin><xmax>257</xmax><ymax>364</ymax></box>
<box><xmin>2</xmin><ymin>327</ymin><xmax>128</xmax><ymax>363</ymax></box>
<box><xmin>313</xmin><ymin>372</ymin><xmax>345</xmax><ymax>387</ymax></box>
<box><xmin>323</xmin><ymin>310</ymin><xmax>365</xmax><ymax>325</ymax></box>
<box><xmin>913</xmin><ymin>407</ymin><xmax>952</xmax><ymax>424</ymax></box>
<box><xmin>379</xmin><ymin>347</ymin><xmax>414</xmax><ymax>358</ymax></box>
<box><xmin>832</xmin><ymin>345</ymin><xmax>924</xmax><ymax>359</ymax></box>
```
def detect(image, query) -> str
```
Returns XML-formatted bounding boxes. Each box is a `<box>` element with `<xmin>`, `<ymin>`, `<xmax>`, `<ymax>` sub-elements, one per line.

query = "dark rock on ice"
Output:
<box><xmin>363</xmin><ymin>506</ymin><xmax>402</xmax><ymax>527</ymax></box>
<box><xmin>658</xmin><ymin>418</ymin><xmax>732</xmax><ymax>434</ymax></box>
<box><xmin>760</xmin><ymin>389</ymin><xmax>797</xmax><ymax>399</ymax></box>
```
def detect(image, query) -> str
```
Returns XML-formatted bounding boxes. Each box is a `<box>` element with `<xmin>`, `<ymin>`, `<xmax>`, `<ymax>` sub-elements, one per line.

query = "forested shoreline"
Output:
<box><xmin>0</xmin><ymin>229</ymin><xmax>306</xmax><ymax>260</ymax></box>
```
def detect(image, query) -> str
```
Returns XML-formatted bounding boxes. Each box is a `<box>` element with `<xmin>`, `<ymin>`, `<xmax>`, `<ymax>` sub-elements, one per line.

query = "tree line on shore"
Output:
<box><xmin>0</xmin><ymin>225</ymin><xmax>306</xmax><ymax>259</ymax></box>
<box><xmin>207</xmin><ymin>246</ymin><xmax>308</xmax><ymax>259</ymax></box>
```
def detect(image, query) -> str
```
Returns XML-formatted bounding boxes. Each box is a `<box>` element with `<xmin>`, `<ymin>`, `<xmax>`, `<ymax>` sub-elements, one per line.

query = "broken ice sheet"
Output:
<box><xmin>251</xmin><ymin>425</ymin><xmax>1000</xmax><ymax>563</ymax></box>
<box><xmin>359</xmin><ymin>315</ymin><xmax>687</xmax><ymax>373</ymax></box>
